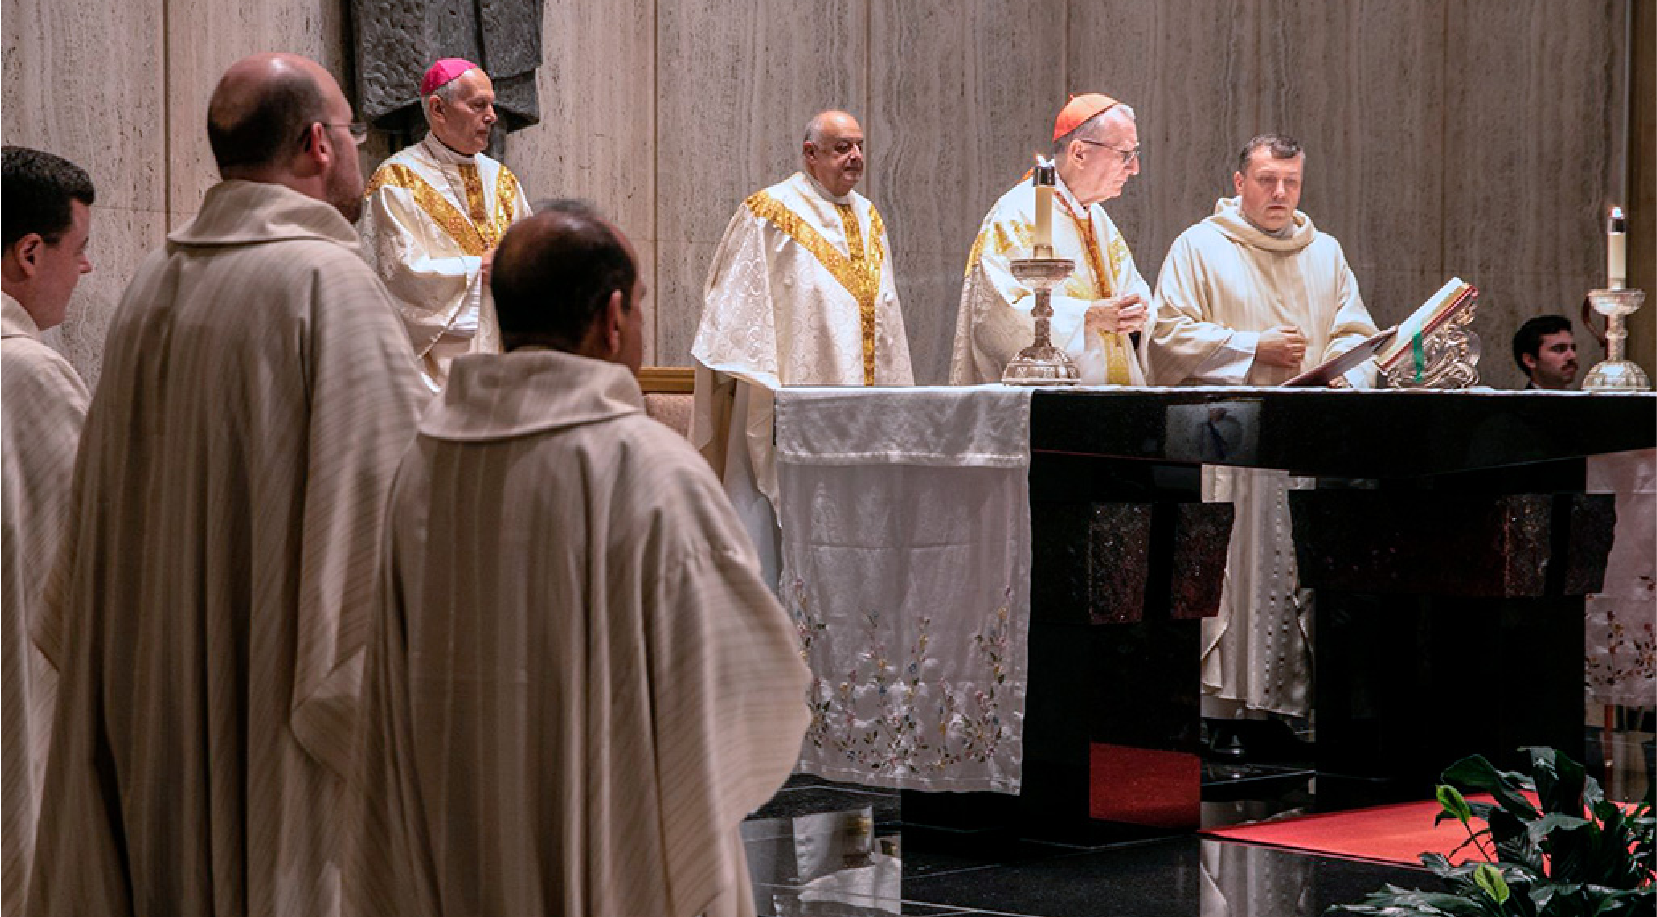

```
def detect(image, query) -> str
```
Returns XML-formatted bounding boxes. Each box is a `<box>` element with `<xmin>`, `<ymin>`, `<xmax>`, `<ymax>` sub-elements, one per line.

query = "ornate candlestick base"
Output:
<box><xmin>1002</xmin><ymin>256</ymin><xmax>1081</xmax><ymax>385</ymax></box>
<box><xmin>1582</xmin><ymin>288</ymin><xmax>1650</xmax><ymax>392</ymax></box>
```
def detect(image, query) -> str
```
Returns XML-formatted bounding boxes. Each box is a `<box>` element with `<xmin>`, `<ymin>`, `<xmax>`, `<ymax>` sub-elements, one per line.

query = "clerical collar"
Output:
<box><xmin>420</xmin><ymin>133</ymin><xmax>478</xmax><ymax>166</ymax></box>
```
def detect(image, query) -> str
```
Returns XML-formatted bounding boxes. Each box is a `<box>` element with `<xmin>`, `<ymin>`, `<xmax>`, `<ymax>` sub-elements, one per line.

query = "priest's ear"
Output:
<box><xmin>2</xmin><ymin>233</ymin><xmax>44</xmax><ymax>281</ymax></box>
<box><xmin>297</xmin><ymin>122</ymin><xmax>334</xmax><ymax>174</ymax></box>
<box><xmin>600</xmin><ymin>288</ymin><xmax>626</xmax><ymax>357</ymax></box>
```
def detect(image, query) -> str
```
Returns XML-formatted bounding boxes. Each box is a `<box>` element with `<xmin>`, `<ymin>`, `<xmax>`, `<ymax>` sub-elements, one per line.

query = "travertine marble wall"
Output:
<box><xmin>4</xmin><ymin>0</ymin><xmax>1646</xmax><ymax>390</ymax></box>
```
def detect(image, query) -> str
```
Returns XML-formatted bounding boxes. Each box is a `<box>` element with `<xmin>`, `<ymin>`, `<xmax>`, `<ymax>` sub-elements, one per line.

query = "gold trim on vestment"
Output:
<box><xmin>458</xmin><ymin>164</ymin><xmax>488</xmax><ymax>226</ymax></box>
<box><xmin>1057</xmin><ymin>195</ymin><xmax>1132</xmax><ymax>384</ymax></box>
<box><xmin>491</xmin><ymin>170</ymin><xmax>520</xmax><ymax>246</ymax></box>
<box><xmin>365</xmin><ymin>162</ymin><xmax>523</xmax><ymax>256</ymax></box>
<box><xmin>835</xmin><ymin>203</ymin><xmax>876</xmax><ymax>384</ymax></box>
<box><xmin>746</xmin><ymin>190</ymin><xmax>886</xmax><ymax>385</ymax></box>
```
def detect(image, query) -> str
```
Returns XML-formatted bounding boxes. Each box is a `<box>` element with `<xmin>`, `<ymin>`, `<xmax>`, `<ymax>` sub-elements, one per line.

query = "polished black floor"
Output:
<box><xmin>743</xmin><ymin>773</ymin><xmax>1431</xmax><ymax>916</ymax></box>
<box><xmin>741</xmin><ymin>714</ymin><xmax>1654</xmax><ymax>917</ymax></box>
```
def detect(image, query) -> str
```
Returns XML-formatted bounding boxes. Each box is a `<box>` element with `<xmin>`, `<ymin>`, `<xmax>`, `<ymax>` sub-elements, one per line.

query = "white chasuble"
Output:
<box><xmin>691</xmin><ymin>172</ymin><xmax>913</xmax><ymax>584</ymax></box>
<box><xmin>359</xmin><ymin>135</ymin><xmax>533</xmax><ymax>390</ymax></box>
<box><xmin>2</xmin><ymin>294</ymin><xmax>87</xmax><ymax>917</ymax></box>
<box><xmin>350</xmin><ymin>351</ymin><xmax>809</xmax><ymax>917</ymax></box>
<box><xmin>29</xmin><ymin>181</ymin><xmax>426</xmax><ymax>917</ymax></box>
<box><xmin>951</xmin><ymin>173</ymin><xmax>1153</xmax><ymax>385</ymax></box>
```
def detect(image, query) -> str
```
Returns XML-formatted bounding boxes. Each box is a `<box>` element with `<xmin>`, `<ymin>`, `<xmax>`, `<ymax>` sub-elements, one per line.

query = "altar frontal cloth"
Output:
<box><xmin>774</xmin><ymin>385</ymin><xmax>1032</xmax><ymax>793</ymax></box>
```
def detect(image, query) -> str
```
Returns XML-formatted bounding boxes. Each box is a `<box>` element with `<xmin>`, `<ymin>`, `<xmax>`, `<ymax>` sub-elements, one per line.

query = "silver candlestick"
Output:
<box><xmin>1582</xmin><ymin>287</ymin><xmax>1650</xmax><ymax>391</ymax></box>
<box><xmin>1001</xmin><ymin>255</ymin><xmax>1082</xmax><ymax>385</ymax></box>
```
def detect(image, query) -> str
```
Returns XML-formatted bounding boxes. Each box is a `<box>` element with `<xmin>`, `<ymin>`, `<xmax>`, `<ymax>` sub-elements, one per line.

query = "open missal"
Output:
<box><xmin>1284</xmin><ymin>278</ymin><xmax>1477</xmax><ymax>386</ymax></box>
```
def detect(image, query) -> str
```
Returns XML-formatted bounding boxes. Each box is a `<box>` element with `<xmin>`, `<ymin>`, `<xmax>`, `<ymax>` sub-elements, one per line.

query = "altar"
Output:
<box><xmin>774</xmin><ymin>385</ymin><xmax>1656</xmax><ymax>835</ymax></box>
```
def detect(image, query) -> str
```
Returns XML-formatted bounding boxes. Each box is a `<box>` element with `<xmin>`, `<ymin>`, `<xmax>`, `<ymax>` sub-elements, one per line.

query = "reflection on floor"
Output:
<box><xmin>742</xmin><ymin>713</ymin><xmax>1654</xmax><ymax>917</ymax></box>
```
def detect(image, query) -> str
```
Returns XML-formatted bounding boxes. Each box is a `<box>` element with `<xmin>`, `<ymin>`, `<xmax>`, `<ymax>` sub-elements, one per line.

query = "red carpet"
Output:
<box><xmin>1202</xmin><ymin>797</ymin><xmax>1495</xmax><ymax>867</ymax></box>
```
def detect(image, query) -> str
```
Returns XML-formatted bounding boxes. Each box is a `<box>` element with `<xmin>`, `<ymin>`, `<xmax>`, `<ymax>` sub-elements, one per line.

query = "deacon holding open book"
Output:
<box><xmin>1149</xmin><ymin>134</ymin><xmax>1380</xmax><ymax>730</ymax></box>
<box><xmin>1150</xmin><ymin>134</ymin><xmax>1378</xmax><ymax>388</ymax></box>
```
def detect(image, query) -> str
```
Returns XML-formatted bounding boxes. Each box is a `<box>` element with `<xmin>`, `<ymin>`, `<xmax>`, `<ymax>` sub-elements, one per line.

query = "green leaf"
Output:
<box><xmin>1526</xmin><ymin>746</ymin><xmax>1587</xmax><ymax>818</ymax></box>
<box><xmin>1440</xmin><ymin>784</ymin><xmax>1475</xmax><ymax>825</ymax></box>
<box><xmin>1473</xmin><ymin>864</ymin><xmax>1509</xmax><ymax>905</ymax></box>
<box><xmin>1527</xmin><ymin>812</ymin><xmax>1591</xmax><ymax>845</ymax></box>
<box><xmin>1443</xmin><ymin>755</ymin><xmax>1539</xmax><ymax>821</ymax></box>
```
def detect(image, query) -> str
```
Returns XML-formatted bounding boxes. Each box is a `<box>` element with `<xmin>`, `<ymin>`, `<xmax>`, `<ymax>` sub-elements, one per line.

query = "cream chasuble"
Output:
<box><xmin>2</xmin><ymin>293</ymin><xmax>87</xmax><ymax>917</ymax></box>
<box><xmin>1150</xmin><ymin>197</ymin><xmax>1378</xmax><ymax>387</ymax></box>
<box><xmin>350</xmin><ymin>351</ymin><xmax>809</xmax><ymax>917</ymax></box>
<box><xmin>1150</xmin><ymin>198</ymin><xmax>1379</xmax><ymax>718</ymax></box>
<box><xmin>691</xmin><ymin>171</ymin><xmax>913</xmax><ymax>583</ymax></box>
<box><xmin>359</xmin><ymin>135</ymin><xmax>532</xmax><ymax>390</ymax></box>
<box><xmin>951</xmin><ymin>173</ymin><xmax>1152</xmax><ymax>385</ymax></box>
<box><xmin>28</xmin><ymin>181</ymin><xmax>426</xmax><ymax>917</ymax></box>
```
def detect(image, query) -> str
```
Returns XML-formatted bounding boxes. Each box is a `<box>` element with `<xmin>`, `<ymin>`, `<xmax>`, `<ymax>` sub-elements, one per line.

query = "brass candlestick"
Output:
<box><xmin>1001</xmin><ymin>253</ymin><xmax>1081</xmax><ymax>384</ymax></box>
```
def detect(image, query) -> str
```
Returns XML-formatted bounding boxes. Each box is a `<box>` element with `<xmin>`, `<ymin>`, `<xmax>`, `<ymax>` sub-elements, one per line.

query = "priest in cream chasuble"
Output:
<box><xmin>1152</xmin><ymin>136</ymin><xmax>1380</xmax><ymax>719</ymax></box>
<box><xmin>691</xmin><ymin>111</ymin><xmax>913</xmax><ymax>585</ymax></box>
<box><xmin>952</xmin><ymin>94</ymin><xmax>1152</xmax><ymax>385</ymax></box>
<box><xmin>359</xmin><ymin>59</ymin><xmax>533</xmax><ymax>390</ymax></box>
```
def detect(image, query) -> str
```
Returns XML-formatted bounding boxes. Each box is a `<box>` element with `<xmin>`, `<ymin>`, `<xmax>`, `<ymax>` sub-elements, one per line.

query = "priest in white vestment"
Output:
<box><xmin>351</xmin><ymin>202</ymin><xmax>809</xmax><ymax>917</ymax></box>
<box><xmin>1</xmin><ymin>146</ymin><xmax>94</xmax><ymax>917</ymax></box>
<box><xmin>951</xmin><ymin>93</ymin><xmax>1152</xmax><ymax>385</ymax></box>
<box><xmin>1150</xmin><ymin>135</ymin><xmax>1380</xmax><ymax>721</ymax></box>
<box><xmin>28</xmin><ymin>55</ymin><xmax>426</xmax><ymax>917</ymax></box>
<box><xmin>691</xmin><ymin>110</ymin><xmax>913</xmax><ymax>586</ymax></box>
<box><xmin>358</xmin><ymin>58</ymin><xmax>533</xmax><ymax>390</ymax></box>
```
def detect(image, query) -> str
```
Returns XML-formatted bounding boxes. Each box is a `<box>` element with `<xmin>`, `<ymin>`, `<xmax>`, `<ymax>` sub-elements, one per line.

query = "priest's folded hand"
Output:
<box><xmin>1086</xmin><ymin>294</ymin><xmax>1147</xmax><ymax>335</ymax></box>
<box><xmin>1256</xmin><ymin>324</ymin><xmax>1308</xmax><ymax>368</ymax></box>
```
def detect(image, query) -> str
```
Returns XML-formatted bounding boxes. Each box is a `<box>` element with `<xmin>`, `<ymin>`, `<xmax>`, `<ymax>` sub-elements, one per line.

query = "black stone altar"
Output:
<box><xmin>1021</xmin><ymin>387</ymin><xmax>1654</xmax><ymax>817</ymax></box>
<box><xmin>905</xmin><ymin>389</ymin><xmax>1650</xmax><ymax>840</ymax></box>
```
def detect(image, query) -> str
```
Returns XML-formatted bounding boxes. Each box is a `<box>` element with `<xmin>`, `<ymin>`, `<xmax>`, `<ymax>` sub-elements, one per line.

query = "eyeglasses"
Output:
<box><xmin>1080</xmin><ymin>139</ymin><xmax>1140</xmax><ymax>165</ymax></box>
<box><xmin>309</xmin><ymin>121</ymin><xmax>370</xmax><ymax>146</ymax></box>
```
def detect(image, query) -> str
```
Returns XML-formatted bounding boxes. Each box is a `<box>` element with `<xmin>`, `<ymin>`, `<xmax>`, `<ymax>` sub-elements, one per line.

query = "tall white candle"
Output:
<box><xmin>1033</xmin><ymin>157</ymin><xmax>1055</xmax><ymax>254</ymax></box>
<box><xmin>1608</xmin><ymin>206</ymin><xmax>1627</xmax><ymax>290</ymax></box>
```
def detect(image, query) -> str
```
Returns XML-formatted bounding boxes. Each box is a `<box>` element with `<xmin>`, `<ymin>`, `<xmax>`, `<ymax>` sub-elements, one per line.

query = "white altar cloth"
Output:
<box><xmin>1585</xmin><ymin>448</ymin><xmax>1656</xmax><ymax>708</ymax></box>
<box><xmin>774</xmin><ymin>385</ymin><xmax>1031</xmax><ymax>792</ymax></box>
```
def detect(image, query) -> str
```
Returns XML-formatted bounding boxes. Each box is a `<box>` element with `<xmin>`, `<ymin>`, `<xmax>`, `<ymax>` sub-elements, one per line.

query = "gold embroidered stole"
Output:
<box><xmin>1056</xmin><ymin>194</ymin><xmax>1133</xmax><ymax>384</ymax></box>
<box><xmin>745</xmin><ymin>189</ymin><xmax>885</xmax><ymax>385</ymax></box>
<box><xmin>365</xmin><ymin>161</ymin><xmax>521</xmax><ymax>256</ymax></box>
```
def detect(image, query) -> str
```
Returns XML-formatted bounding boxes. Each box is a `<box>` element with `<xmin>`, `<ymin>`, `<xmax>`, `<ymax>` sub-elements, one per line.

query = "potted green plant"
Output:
<box><xmin>1329</xmin><ymin>747</ymin><xmax>1654</xmax><ymax>916</ymax></box>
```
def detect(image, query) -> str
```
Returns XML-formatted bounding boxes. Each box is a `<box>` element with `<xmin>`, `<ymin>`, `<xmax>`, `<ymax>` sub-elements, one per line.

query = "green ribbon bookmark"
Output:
<box><xmin>1412</xmin><ymin>331</ymin><xmax>1425</xmax><ymax>382</ymax></box>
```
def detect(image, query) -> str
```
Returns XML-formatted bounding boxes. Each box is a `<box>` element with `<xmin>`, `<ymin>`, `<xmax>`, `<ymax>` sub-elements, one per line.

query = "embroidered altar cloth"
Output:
<box><xmin>774</xmin><ymin>385</ymin><xmax>1031</xmax><ymax>792</ymax></box>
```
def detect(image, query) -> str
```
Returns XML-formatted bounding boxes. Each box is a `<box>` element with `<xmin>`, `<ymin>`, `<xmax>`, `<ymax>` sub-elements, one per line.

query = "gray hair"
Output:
<box><xmin>1052</xmin><ymin>103</ymin><xmax>1135</xmax><ymax>160</ymax></box>
<box><xmin>1236</xmin><ymin>133</ymin><xmax>1304</xmax><ymax>174</ymax></box>
<box><xmin>422</xmin><ymin>76</ymin><xmax>466</xmax><ymax>125</ymax></box>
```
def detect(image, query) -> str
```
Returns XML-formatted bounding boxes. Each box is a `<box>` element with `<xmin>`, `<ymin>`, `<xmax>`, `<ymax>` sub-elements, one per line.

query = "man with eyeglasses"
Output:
<box><xmin>359</xmin><ymin>57</ymin><xmax>534</xmax><ymax>390</ymax></box>
<box><xmin>951</xmin><ymin>92</ymin><xmax>1153</xmax><ymax>385</ymax></box>
<box><xmin>27</xmin><ymin>53</ymin><xmax>424</xmax><ymax>916</ymax></box>
<box><xmin>691</xmin><ymin>109</ymin><xmax>913</xmax><ymax>588</ymax></box>
<box><xmin>1148</xmin><ymin>135</ymin><xmax>1379</xmax><ymax>734</ymax></box>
